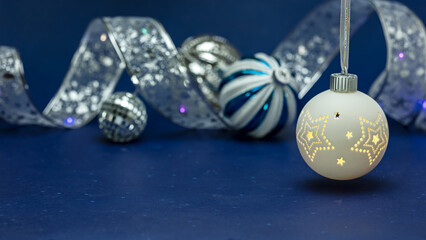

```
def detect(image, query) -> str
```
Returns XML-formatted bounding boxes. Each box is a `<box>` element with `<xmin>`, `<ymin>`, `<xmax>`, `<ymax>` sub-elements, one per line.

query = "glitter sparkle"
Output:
<box><xmin>64</xmin><ymin>117</ymin><xmax>75</xmax><ymax>125</ymax></box>
<box><xmin>100</xmin><ymin>33</ymin><xmax>107</xmax><ymax>42</ymax></box>
<box><xmin>179</xmin><ymin>105</ymin><xmax>186</xmax><ymax>114</ymax></box>
<box><xmin>398</xmin><ymin>52</ymin><xmax>405</xmax><ymax>59</ymax></box>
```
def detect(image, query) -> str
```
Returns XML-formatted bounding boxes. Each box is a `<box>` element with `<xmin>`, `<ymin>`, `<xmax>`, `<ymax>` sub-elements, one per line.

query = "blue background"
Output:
<box><xmin>0</xmin><ymin>0</ymin><xmax>425</xmax><ymax>239</ymax></box>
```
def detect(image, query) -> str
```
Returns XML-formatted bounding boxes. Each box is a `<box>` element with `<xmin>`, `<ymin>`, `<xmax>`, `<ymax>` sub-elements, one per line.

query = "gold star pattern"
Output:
<box><xmin>346</xmin><ymin>131</ymin><xmax>353</xmax><ymax>139</ymax></box>
<box><xmin>296</xmin><ymin>110</ymin><xmax>335</xmax><ymax>162</ymax></box>
<box><xmin>306</xmin><ymin>131</ymin><xmax>313</xmax><ymax>141</ymax></box>
<box><xmin>337</xmin><ymin>157</ymin><xmax>345</xmax><ymax>166</ymax></box>
<box><xmin>300</xmin><ymin>122</ymin><xmax>321</xmax><ymax>150</ymax></box>
<box><xmin>372</xmin><ymin>134</ymin><xmax>379</xmax><ymax>145</ymax></box>
<box><xmin>350</xmin><ymin>114</ymin><xmax>388</xmax><ymax>165</ymax></box>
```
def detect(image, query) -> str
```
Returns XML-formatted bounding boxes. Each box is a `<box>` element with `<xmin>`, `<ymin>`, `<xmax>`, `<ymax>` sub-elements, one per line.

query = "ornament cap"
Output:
<box><xmin>330</xmin><ymin>73</ymin><xmax>358</xmax><ymax>93</ymax></box>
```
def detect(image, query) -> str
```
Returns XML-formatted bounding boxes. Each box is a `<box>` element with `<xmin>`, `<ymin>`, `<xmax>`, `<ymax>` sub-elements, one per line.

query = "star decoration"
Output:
<box><xmin>296</xmin><ymin>110</ymin><xmax>335</xmax><ymax>162</ymax></box>
<box><xmin>300</xmin><ymin>122</ymin><xmax>321</xmax><ymax>150</ymax></box>
<box><xmin>306</xmin><ymin>131</ymin><xmax>313</xmax><ymax>141</ymax></box>
<box><xmin>346</xmin><ymin>131</ymin><xmax>353</xmax><ymax>139</ymax></box>
<box><xmin>337</xmin><ymin>157</ymin><xmax>345</xmax><ymax>166</ymax></box>
<box><xmin>350</xmin><ymin>114</ymin><xmax>388</xmax><ymax>165</ymax></box>
<box><xmin>334</xmin><ymin>112</ymin><xmax>340</xmax><ymax>119</ymax></box>
<box><xmin>372</xmin><ymin>134</ymin><xmax>379</xmax><ymax>145</ymax></box>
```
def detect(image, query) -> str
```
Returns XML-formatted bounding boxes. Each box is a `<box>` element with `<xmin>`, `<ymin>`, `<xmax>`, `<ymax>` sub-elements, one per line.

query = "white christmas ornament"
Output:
<box><xmin>218</xmin><ymin>53</ymin><xmax>298</xmax><ymax>138</ymax></box>
<box><xmin>296</xmin><ymin>0</ymin><xmax>389</xmax><ymax>180</ymax></box>
<box><xmin>296</xmin><ymin>74</ymin><xmax>389</xmax><ymax>180</ymax></box>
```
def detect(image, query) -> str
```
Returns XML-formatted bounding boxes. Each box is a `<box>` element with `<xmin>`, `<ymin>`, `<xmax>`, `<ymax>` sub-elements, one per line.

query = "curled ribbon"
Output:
<box><xmin>274</xmin><ymin>0</ymin><xmax>426</xmax><ymax>131</ymax></box>
<box><xmin>0</xmin><ymin>0</ymin><xmax>425</xmax><ymax>132</ymax></box>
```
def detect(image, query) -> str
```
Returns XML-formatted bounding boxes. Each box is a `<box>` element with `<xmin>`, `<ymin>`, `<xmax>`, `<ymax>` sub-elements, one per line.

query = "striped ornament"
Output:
<box><xmin>218</xmin><ymin>53</ymin><xmax>298</xmax><ymax>138</ymax></box>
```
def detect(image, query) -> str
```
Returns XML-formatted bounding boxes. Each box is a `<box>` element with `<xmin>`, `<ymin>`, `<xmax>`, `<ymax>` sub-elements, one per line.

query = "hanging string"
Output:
<box><xmin>340</xmin><ymin>0</ymin><xmax>351</xmax><ymax>75</ymax></box>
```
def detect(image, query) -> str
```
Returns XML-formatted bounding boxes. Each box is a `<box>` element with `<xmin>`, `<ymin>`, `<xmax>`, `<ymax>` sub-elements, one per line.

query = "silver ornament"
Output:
<box><xmin>180</xmin><ymin>35</ymin><xmax>240</xmax><ymax>111</ymax></box>
<box><xmin>98</xmin><ymin>92</ymin><xmax>147</xmax><ymax>142</ymax></box>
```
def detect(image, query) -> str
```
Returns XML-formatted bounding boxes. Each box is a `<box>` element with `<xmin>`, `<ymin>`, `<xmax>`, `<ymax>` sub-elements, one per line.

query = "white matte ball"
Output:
<box><xmin>296</xmin><ymin>90</ymin><xmax>389</xmax><ymax>180</ymax></box>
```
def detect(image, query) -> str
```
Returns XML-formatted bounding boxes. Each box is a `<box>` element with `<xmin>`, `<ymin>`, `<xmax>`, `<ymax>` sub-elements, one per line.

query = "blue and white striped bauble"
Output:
<box><xmin>218</xmin><ymin>53</ymin><xmax>298</xmax><ymax>138</ymax></box>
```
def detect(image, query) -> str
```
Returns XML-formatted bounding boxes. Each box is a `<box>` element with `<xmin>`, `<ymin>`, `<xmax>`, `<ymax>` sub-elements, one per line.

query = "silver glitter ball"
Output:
<box><xmin>98</xmin><ymin>92</ymin><xmax>147</xmax><ymax>142</ymax></box>
<box><xmin>180</xmin><ymin>35</ymin><xmax>240</xmax><ymax>111</ymax></box>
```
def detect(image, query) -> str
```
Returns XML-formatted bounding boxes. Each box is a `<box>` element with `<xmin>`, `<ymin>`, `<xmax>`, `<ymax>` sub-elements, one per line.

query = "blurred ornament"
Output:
<box><xmin>106</xmin><ymin>18</ymin><xmax>226</xmax><ymax>130</ymax></box>
<box><xmin>180</xmin><ymin>35</ymin><xmax>240</xmax><ymax>110</ymax></box>
<box><xmin>0</xmin><ymin>0</ymin><xmax>424</xmax><ymax>134</ymax></box>
<box><xmin>296</xmin><ymin>0</ymin><xmax>389</xmax><ymax>180</ymax></box>
<box><xmin>98</xmin><ymin>92</ymin><xmax>147</xmax><ymax>143</ymax></box>
<box><xmin>219</xmin><ymin>53</ymin><xmax>298</xmax><ymax>138</ymax></box>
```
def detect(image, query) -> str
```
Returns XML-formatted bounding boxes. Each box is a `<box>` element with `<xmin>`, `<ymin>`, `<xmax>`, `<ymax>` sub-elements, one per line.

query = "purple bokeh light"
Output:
<box><xmin>398</xmin><ymin>52</ymin><xmax>405</xmax><ymax>59</ymax></box>
<box><xmin>64</xmin><ymin>117</ymin><xmax>75</xmax><ymax>125</ymax></box>
<box><xmin>179</xmin><ymin>105</ymin><xmax>186</xmax><ymax>114</ymax></box>
<box><xmin>423</xmin><ymin>101</ymin><xmax>426</xmax><ymax>110</ymax></box>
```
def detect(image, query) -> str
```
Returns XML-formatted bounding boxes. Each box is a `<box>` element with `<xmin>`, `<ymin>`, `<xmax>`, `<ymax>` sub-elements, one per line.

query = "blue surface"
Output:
<box><xmin>0</xmin><ymin>0</ymin><xmax>426</xmax><ymax>239</ymax></box>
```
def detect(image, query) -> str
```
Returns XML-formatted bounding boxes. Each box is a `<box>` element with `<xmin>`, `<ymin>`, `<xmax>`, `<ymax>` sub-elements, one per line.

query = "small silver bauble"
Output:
<box><xmin>180</xmin><ymin>35</ymin><xmax>240</xmax><ymax>110</ymax></box>
<box><xmin>98</xmin><ymin>92</ymin><xmax>147</xmax><ymax>143</ymax></box>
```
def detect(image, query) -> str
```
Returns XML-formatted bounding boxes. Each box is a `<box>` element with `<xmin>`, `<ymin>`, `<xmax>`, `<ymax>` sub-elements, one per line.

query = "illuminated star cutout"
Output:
<box><xmin>351</xmin><ymin>114</ymin><xmax>388</xmax><ymax>165</ymax></box>
<box><xmin>300</xmin><ymin>122</ymin><xmax>321</xmax><ymax>150</ymax></box>
<box><xmin>296</xmin><ymin>110</ymin><xmax>335</xmax><ymax>162</ymax></box>
<box><xmin>334</xmin><ymin>112</ymin><xmax>340</xmax><ymax>119</ymax></box>
<box><xmin>100</xmin><ymin>33</ymin><xmax>108</xmax><ymax>42</ymax></box>
<box><xmin>372</xmin><ymin>134</ymin><xmax>379</xmax><ymax>145</ymax></box>
<box><xmin>337</xmin><ymin>157</ymin><xmax>345</xmax><ymax>166</ymax></box>
<box><xmin>306</xmin><ymin>131</ymin><xmax>314</xmax><ymax>141</ymax></box>
<box><xmin>364</xmin><ymin>127</ymin><xmax>384</xmax><ymax>154</ymax></box>
<box><xmin>346</xmin><ymin>131</ymin><xmax>353</xmax><ymax>140</ymax></box>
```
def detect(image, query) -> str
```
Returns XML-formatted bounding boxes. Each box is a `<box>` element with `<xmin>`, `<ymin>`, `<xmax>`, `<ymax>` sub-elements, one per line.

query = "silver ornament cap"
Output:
<box><xmin>330</xmin><ymin>73</ymin><xmax>358</xmax><ymax>93</ymax></box>
<box><xmin>98</xmin><ymin>92</ymin><xmax>148</xmax><ymax>143</ymax></box>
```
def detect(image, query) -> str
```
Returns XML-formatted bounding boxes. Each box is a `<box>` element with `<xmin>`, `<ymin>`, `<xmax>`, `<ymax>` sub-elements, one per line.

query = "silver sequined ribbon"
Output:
<box><xmin>0</xmin><ymin>18</ymin><xmax>224</xmax><ymax>129</ymax></box>
<box><xmin>274</xmin><ymin>0</ymin><xmax>426</xmax><ymax>131</ymax></box>
<box><xmin>0</xmin><ymin>0</ymin><xmax>425</xmax><ymax>131</ymax></box>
